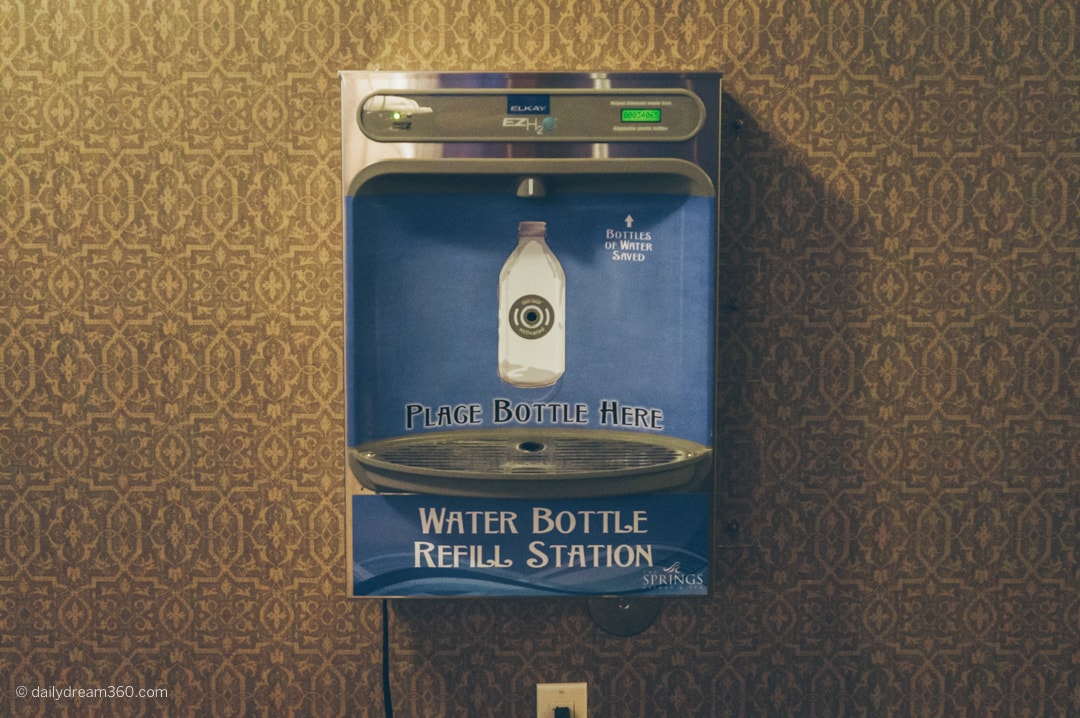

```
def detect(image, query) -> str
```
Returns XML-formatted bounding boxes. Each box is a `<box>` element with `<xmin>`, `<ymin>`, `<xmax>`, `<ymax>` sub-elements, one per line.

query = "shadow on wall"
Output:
<box><xmin>715</xmin><ymin>89</ymin><xmax>873</xmax><ymax>560</ymax></box>
<box><xmin>710</xmin><ymin>91</ymin><xmax>898</xmax><ymax>717</ymax></box>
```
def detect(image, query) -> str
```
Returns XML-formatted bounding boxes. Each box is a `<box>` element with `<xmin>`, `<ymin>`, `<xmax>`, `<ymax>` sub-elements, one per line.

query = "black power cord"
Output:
<box><xmin>382</xmin><ymin>599</ymin><xmax>394</xmax><ymax>718</ymax></box>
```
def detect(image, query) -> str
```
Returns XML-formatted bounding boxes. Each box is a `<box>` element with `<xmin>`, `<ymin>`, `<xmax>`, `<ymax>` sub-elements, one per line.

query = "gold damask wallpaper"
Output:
<box><xmin>1</xmin><ymin>1</ymin><xmax>1077</xmax><ymax>716</ymax></box>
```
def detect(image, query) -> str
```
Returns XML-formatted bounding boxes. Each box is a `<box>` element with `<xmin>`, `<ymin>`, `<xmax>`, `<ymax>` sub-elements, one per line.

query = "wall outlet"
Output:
<box><xmin>537</xmin><ymin>682</ymin><xmax>587</xmax><ymax>718</ymax></box>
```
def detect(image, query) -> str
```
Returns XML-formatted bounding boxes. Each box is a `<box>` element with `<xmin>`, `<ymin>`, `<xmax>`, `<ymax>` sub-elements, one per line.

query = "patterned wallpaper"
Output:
<box><xmin>1</xmin><ymin>1</ymin><xmax>1077</xmax><ymax>716</ymax></box>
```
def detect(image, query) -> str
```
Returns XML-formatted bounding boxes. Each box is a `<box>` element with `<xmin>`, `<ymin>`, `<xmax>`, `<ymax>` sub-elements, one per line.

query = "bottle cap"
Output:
<box><xmin>518</xmin><ymin>221</ymin><xmax>546</xmax><ymax>237</ymax></box>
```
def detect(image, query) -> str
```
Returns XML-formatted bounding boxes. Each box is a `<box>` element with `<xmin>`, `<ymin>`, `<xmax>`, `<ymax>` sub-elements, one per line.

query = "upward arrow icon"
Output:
<box><xmin>624</xmin><ymin>214</ymin><xmax>634</xmax><ymax>228</ymax></box>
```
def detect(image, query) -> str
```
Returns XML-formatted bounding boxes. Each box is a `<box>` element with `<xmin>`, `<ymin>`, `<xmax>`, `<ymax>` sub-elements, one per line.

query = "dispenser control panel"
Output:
<box><xmin>358</xmin><ymin>90</ymin><xmax>705</xmax><ymax>142</ymax></box>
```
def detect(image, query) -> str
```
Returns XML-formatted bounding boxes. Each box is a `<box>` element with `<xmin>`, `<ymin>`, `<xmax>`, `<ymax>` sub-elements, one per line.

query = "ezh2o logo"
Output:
<box><xmin>504</xmin><ymin>94</ymin><xmax>556</xmax><ymax>135</ymax></box>
<box><xmin>642</xmin><ymin>562</ymin><xmax>705</xmax><ymax>589</ymax></box>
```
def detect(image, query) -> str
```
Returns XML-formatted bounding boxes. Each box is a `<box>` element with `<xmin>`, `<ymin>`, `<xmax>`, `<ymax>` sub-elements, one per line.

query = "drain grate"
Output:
<box><xmin>377</xmin><ymin>436</ymin><xmax>682</xmax><ymax>474</ymax></box>
<box><xmin>350</xmin><ymin>428</ymin><xmax>710</xmax><ymax>498</ymax></box>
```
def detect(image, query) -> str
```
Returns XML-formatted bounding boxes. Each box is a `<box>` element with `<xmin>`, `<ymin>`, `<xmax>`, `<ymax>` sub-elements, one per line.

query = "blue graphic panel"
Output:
<box><xmin>345</xmin><ymin>192</ymin><xmax>716</xmax><ymax>447</ymax></box>
<box><xmin>352</xmin><ymin>494</ymin><xmax>710</xmax><ymax>596</ymax></box>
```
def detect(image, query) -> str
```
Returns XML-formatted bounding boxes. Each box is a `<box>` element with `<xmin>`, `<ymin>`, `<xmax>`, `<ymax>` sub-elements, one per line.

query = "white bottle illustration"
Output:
<box><xmin>499</xmin><ymin>221</ymin><xmax>565</xmax><ymax>387</ymax></box>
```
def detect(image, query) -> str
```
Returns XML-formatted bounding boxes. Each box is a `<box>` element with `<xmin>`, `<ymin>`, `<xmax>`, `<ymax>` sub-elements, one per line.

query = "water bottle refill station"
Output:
<box><xmin>342</xmin><ymin>72</ymin><xmax>721</xmax><ymax>597</ymax></box>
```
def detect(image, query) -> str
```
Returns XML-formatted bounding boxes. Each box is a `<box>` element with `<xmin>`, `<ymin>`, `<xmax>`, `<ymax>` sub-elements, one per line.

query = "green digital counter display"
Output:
<box><xmin>620</xmin><ymin>108</ymin><xmax>662</xmax><ymax>123</ymax></box>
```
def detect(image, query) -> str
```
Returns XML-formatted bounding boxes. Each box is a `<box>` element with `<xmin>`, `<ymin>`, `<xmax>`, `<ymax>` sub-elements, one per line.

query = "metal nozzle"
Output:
<box><xmin>515</xmin><ymin>176</ymin><xmax>546</xmax><ymax>198</ymax></box>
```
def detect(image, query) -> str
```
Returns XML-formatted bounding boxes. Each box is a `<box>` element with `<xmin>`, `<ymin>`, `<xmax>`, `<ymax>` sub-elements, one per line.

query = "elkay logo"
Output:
<box><xmin>507</xmin><ymin>94</ymin><xmax>550</xmax><ymax>114</ymax></box>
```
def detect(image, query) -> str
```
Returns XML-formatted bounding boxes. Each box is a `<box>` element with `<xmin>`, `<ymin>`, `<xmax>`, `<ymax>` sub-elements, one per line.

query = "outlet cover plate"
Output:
<box><xmin>537</xmin><ymin>682</ymin><xmax>587</xmax><ymax>718</ymax></box>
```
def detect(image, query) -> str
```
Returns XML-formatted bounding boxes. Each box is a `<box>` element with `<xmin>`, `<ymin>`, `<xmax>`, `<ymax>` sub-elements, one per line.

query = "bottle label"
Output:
<box><xmin>508</xmin><ymin>294</ymin><xmax>555</xmax><ymax>339</ymax></box>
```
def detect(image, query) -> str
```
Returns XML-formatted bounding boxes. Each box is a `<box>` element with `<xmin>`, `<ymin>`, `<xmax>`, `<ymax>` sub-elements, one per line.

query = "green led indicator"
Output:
<box><xmin>621</xmin><ymin>108</ymin><xmax>662</xmax><ymax>123</ymax></box>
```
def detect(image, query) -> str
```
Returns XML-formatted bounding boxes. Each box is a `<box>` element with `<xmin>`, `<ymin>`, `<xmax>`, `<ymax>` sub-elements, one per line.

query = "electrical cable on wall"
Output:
<box><xmin>383</xmin><ymin>599</ymin><xmax>394</xmax><ymax>718</ymax></box>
